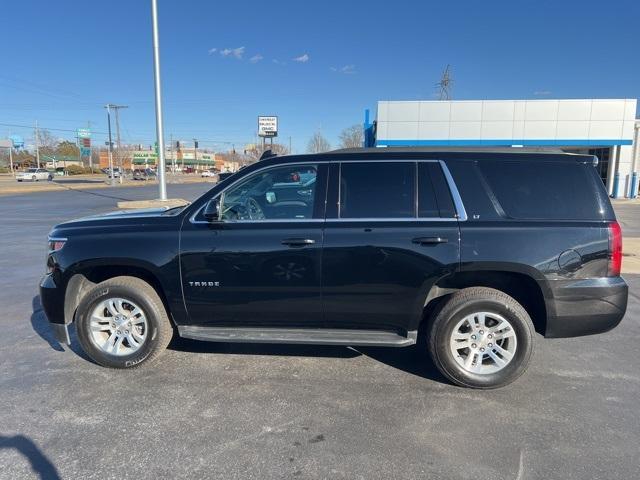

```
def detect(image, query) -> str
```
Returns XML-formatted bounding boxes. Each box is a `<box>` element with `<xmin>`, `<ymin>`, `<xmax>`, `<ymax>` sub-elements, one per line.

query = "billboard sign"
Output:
<box><xmin>77</xmin><ymin>128</ymin><xmax>91</xmax><ymax>138</ymax></box>
<box><xmin>258</xmin><ymin>116</ymin><xmax>278</xmax><ymax>137</ymax></box>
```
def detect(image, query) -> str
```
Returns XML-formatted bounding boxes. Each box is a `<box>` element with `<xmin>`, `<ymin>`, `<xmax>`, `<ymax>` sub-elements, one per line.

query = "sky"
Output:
<box><xmin>1</xmin><ymin>0</ymin><xmax>639</xmax><ymax>154</ymax></box>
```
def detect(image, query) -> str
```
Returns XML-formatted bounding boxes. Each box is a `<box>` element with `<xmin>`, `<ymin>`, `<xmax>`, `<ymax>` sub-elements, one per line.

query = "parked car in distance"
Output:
<box><xmin>201</xmin><ymin>169</ymin><xmax>217</xmax><ymax>178</ymax></box>
<box><xmin>40</xmin><ymin>148</ymin><xmax>627</xmax><ymax>388</ymax></box>
<box><xmin>103</xmin><ymin>167</ymin><xmax>121</xmax><ymax>178</ymax></box>
<box><xmin>133</xmin><ymin>168</ymin><xmax>157</xmax><ymax>181</ymax></box>
<box><xmin>17</xmin><ymin>168</ymin><xmax>52</xmax><ymax>182</ymax></box>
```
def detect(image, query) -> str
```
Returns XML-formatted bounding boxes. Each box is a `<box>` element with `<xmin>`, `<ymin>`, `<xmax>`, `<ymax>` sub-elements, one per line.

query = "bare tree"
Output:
<box><xmin>338</xmin><ymin>125</ymin><xmax>364</xmax><ymax>149</ymax></box>
<box><xmin>307</xmin><ymin>131</ymin><xmax>331</xmax><ymax>153</ymax></box>
<box><xmin>245</xmin><ymin>142</ymin><xmax>289</xmax><ymax>162</ymax></box>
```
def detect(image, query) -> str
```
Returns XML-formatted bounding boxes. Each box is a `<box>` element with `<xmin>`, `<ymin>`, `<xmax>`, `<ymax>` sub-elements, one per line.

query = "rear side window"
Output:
<box><xmin>418</xmin><ymin>163</ymin><xmax>456</xmax><ymax>218</ymax></box>
<box><xmin>339</xmin><ymin>162</ymin><xmax>415</xmax><ymax>218</ymax></box>
<box><xmin>478</xmin><ymin>160</ymin><xmax>603</xmax><ymax>220</ymax></box>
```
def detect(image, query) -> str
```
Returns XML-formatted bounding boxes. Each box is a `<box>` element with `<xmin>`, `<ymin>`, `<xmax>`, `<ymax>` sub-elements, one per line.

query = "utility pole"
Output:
<box><xmin>87</xmin><ymin>120</ymin><xmax>93</xmax><ymax>170</ymax></box>
<box><xmin>151</xmin><ymin>0</ymin><xmax>167</xmax><ymax>200</ymax></box>
<box><xmin>170</xmin><ymin>133</ymin><xmax>174</xmax><ymax>174</ymax></box>
<box><xmin>34</xmin><ymin>121</ymin><xmax>40</xmax><ymax>168</ymax></box>
<box><xmin>193</xmin><ymin>138</ymin><xmax>198</xmax><ymax>172</ymax></box>
<box><xmin>105</xmin><ymin>104</ymin><xmax>128</xmax><ymax>183</ymax></box>
<box><xmin>105</xmin><ymin>105</ymin><xmax>115</xmax><ymax>186</ymax></box>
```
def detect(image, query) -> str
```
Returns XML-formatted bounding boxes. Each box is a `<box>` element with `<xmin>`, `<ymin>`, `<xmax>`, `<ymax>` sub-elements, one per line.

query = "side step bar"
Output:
<box><xmin>178</xmin><ymin>326</ymin><xmax>417</xmax><ymax>348</ymax></box>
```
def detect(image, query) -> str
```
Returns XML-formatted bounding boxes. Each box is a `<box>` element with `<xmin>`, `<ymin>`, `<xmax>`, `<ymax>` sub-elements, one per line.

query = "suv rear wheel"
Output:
<box><xmin>427</xmin><ymin>287</ymin><xmax>535</xmax><ymax>389</ymax></box>
<box><xmin>75</xmin><ymin>276</ymin><xmax>173</xmax><ymax>368</ymax></box>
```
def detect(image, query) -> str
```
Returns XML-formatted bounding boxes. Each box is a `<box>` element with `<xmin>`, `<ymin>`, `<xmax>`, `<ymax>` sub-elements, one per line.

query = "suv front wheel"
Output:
<box><xmin>428</xmin><ymin>287</ymin><xmax>535</xmax><ymax>389</ymax></box>
<box><xmin>75</xmin><ymin>276</ymin><xmax>173</xmax><ymax>368</ymax></box>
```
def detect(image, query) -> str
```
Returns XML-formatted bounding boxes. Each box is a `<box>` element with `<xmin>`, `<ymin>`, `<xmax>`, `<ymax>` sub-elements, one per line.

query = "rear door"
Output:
<box><xmin>321</xmin><ymin>160</ymin><xmax>461</xmax><ymax>332</ymax></box>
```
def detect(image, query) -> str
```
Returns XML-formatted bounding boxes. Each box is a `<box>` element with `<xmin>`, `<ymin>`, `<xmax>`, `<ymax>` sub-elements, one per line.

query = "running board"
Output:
<box><xmin>178</xmin><ymin>326</ymin><xmax>417</xmax><ymax>347</ymax></box>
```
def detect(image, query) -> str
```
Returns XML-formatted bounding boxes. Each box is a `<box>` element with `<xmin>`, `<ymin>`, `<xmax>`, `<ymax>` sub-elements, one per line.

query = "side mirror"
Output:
<box><xmin>203</xmin><ymin>199</ymin><xmax>220</xmax><ymax>221</ymax></box>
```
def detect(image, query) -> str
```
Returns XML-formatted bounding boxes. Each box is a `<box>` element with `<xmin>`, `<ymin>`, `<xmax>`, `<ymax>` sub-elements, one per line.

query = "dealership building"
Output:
<box><xmin>365</xmin><ymin>99</ymin><xmax>639</xmax><ymax>198</ymax></box>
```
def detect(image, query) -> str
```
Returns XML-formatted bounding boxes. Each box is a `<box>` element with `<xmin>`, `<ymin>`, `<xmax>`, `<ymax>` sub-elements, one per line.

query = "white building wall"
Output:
<box><xmin>375</xmin><ymin>99</ymin><xmax>638</xmax><ymax>197</ymax></box>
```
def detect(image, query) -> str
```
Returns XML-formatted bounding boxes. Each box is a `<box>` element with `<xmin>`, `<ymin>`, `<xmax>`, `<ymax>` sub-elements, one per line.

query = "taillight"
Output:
<box><xmin>607</xmin><ymin>221</ymin><xmax>622</xmax><ymax>277</ymax></box>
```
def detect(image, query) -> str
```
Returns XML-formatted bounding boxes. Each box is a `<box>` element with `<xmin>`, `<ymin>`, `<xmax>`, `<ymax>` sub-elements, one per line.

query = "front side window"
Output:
<box><xmin>339</xmin><ymin>162</ymin><xmax>415</xmax><ymax>219</ymax></box>
<box><xmin>219</xmin><ymin>164</ymin><xmax>318</xmax><ymax>221</ymax></box>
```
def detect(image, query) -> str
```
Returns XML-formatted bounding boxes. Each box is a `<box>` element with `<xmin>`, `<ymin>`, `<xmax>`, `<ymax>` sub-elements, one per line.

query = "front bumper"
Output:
<box><xmin>40</xmin><ymin>273</ymin><xmax>71</xmax><ymax>345</ymax></box>
<box><xmin>545</xmin><ymin>276</ymin><xmax>628</xmax><ymax>338</ymax></box>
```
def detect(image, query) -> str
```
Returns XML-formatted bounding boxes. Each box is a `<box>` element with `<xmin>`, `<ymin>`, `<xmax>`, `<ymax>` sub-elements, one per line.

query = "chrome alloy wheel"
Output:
<box><xmin>89</xmin><ymin>298</ymin><xmax>148</xmax><ymax>356</ymax></box>
<box><xmin>449</xmin><ymin>311</ymin><xmax>517</xmax><ymax>375</ymax></box>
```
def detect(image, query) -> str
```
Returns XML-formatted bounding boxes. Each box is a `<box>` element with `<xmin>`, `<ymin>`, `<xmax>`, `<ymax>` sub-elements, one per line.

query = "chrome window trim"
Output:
<box><xmin>189</xmin><ymin>158</ymin><xmax>468</xmax><ymax>224</ymax></box>
<box><xmin>438</xmin><ymin>160</ymin><xmax>468</xmax><ymax>221</ymax></box>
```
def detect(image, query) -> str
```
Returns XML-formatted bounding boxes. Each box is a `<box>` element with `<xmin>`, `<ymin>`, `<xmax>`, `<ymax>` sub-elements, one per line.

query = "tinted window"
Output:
<box><xmin>418</xmin><ymin>163</ymin><xmax>456</xmax><ymax>218</ymax></box>
<box><xmin>220</xmin><ymin>164</ymin><xmax>318</xmax><ymax>221</ymax></box>
<box><xmin>339</xmin><ymin>162</ymin><xmax>415</xmax><ymax>218</ymax></box>
<box><xmin>478</xmin><ymin>160</ymin><xmax>603</xmax><ymax>220</ymax></box>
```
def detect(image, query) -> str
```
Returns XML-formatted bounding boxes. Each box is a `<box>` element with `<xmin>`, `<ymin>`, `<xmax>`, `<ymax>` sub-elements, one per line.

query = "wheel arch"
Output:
<box><xmin>63</xmin><ymin>261</ymin><xmax>173</xmax><ymax>326</ymax></box>
<box><xmin>421</xmin><ymin>269</ymin><xmax>549</xmax><ymax>336</ymax></box>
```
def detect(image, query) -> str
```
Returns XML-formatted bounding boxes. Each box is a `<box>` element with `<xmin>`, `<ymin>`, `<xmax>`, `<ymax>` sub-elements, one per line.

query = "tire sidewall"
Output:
<box><xmin>434</xmin><ymin>298</ymin><xmax>533</xmax><ymax>388</ymax></box>
<box><xmin>76</xmin><ymin>283</ymin><xmax>162</xmax><ymax>368</ymax></box>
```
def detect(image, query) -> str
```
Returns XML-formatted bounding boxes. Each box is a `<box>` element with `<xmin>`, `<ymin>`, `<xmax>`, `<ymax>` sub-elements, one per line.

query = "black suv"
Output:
<box><xmin>40</xmin><ymin>148</ymin><xmax>628</xmax><ymax>388</ymax></box>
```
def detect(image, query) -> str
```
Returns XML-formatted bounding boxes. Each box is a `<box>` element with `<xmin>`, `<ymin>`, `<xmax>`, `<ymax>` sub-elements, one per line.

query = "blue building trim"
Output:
<box><xmin>363</xmin><ymin>109</ymin><xmax>375</xmax><ymax>148</ymax></box>
<box><xmin>376</xmin><ymin>139</ymin><xmax>633</xmax><ymax>147</ymax></box>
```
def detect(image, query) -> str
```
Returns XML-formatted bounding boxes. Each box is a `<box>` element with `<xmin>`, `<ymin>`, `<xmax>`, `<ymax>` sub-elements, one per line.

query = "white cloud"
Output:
<box><xmin>293</xmin><ymin>53</ymin><xmax>310</xmax><ymax>63</ymax></box>
<box><xmin>330</xmin><ymin>64</ymin><xmax>356</xmax><ymax>74</ymax></box>
<box><xmin>220</xmin><ymin>47</ymin><xmax>245</xmax><ymax>59</ymax></box>
<box><xmin>272</xmin><ymin>59</ymin><xmax>286</xmax><ymax>65</ymax></box>
<box><xmin>249</xmin><ymin>54</ymin><xmax>264</xmax><ymax>63</ymax></box>
<box><xmin>208</xmin><ymin>48</ymin><xmax>217</xmax><ymax>55</ymax></box>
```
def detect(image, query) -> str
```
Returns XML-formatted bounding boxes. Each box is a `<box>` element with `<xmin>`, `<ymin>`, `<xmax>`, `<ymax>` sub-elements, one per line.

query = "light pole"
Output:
<box><xmin>151</xmin><ymin>0</ymin><xmax>167</xmax><ymax>200</ymax></box>
<box><xmin>105</xmin><ymin>105</ymin><xmax>115</xmax><ymax>186</ymax></box>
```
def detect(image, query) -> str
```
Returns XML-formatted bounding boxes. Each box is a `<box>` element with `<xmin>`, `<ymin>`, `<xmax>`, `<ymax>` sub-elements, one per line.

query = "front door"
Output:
<box><xmin>180</xmin><ymin>162</ymin><xmax>327</xmax><ymax>327</ymax></box>
<box><xmin>321</xmin><ymin>160</ymin><xmax>460</xmax><ymax>333</ymax></box>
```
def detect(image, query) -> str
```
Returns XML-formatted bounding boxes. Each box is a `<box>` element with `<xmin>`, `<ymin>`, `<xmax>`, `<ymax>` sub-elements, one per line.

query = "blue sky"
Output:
<box><xmin>1</xmin><ymin>0</ymin><xmax>639</xmax><ymax>153</ymax></box>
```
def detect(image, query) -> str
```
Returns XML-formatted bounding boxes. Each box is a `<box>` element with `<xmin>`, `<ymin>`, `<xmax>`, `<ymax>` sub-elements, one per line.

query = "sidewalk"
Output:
<box><xmin>623</xmin><ymin>237</ymin><xmax>640</xmax><ymax>274</ymax></box>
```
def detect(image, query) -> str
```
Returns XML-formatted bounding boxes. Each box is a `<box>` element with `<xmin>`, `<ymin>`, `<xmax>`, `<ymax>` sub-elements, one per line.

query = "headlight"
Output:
<box><xmin>48</xmin><ymin>237</ymin><xmax>67</xmax><ymax>252</ymax></box>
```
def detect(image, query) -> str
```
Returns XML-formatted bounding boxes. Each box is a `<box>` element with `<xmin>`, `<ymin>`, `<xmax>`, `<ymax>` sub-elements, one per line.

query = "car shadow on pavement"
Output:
<box><xmin>0</xmin><ymin>434</ymin><xmax>61</xmax><ymax>480</ymax></box>
<box><xmin>170</xmin><ymin>336</ymin><xmax>448</xmax><ymax>384</ymax></box>
<box><xmin>30</xmin><ymin>296</ymin><xmax>64</xmax><ymax>352</ymax></box>
<box><xmin>30</xmin><ymin>296</ymin><xmax>90</xmax><ymax>360</ymax></box>
<box><xmin>169</xmin><ymin>336</ymin><xmax>362</xmax><ymax>359</ymax></box>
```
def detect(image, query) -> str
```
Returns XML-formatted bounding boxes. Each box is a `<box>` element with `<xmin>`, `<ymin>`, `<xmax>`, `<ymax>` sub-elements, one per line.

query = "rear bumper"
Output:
<box><xmin>545</xmin><ymin>277</ymin><xmax>628</xmax><ymax>338</ymax></box>
<box><xmin>39</xmin><ymin>273</ymin><xmax>71</xmax><ymax>345</ymax></box>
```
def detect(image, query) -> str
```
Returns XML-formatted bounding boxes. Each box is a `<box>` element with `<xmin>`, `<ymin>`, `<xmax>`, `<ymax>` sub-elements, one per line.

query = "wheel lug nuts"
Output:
<box><xmin>471</xmin><ymin>335</ymin><xmax>476</xmax><ymax>340</ymax></box>
<box><xmin>488</xmin><ymin>343</ymin><xmax>493</xmax><ymax>347</ymax></box>
<box><xmin>471</xmin><ymin>343</ymin><xmax>477</xmax><ymax>349</ymax></box>
<box><xmin>479</xmin><ymin>330</ymin><xmax>484</xmax><ymax>335</ymax></box>
<box><xmin>480</xmin><ymin>347</ymin><xmax>485</xmax><ymax>352</ymax></box>
<box><xmin>488</xmin><ymin>334</ymin><xmax>493</xmax><ymax>339</ymax></box>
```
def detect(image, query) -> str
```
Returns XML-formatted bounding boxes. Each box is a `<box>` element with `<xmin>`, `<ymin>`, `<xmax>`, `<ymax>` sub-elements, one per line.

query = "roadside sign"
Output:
<box><xmin>77</xmin><ymin>128</ymin><xmax>91</xmax><ymax>138</ymax></box>
<box><xmin>0</xmin><ymin>139</ymin><xmax>12</xmax><ymax>148</ymax></box>
<box><xmin>258</xmin><ymin>116</ymin><xmax>278</xmax><ymax>137</ymax></box>
<box><xmin>80</xmin><ymin>147</ymin><xmax>91</xmax><ymax>157</ymax></box>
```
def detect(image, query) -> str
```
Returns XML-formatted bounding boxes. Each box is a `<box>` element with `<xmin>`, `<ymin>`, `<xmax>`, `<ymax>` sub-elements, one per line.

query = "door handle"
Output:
<box><xmin>281</xmin><ymin>238</ymin><xmax>316</xmax><ymax>247</ymax></box>
<box><xmin>412</xmin><ymin>236</ymin><xmax>448</xmax><ymax>245</ymax></box>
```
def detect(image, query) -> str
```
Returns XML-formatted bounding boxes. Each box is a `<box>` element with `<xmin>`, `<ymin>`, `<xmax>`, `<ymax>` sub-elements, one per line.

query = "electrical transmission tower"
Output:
<box><xmin>435</xmin><ymin>65</ymin><xmax>453</xmax><ymax>100</ymax></box>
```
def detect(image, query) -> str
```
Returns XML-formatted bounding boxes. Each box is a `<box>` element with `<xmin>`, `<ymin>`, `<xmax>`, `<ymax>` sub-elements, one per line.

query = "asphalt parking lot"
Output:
<box><xmin>1</xmin><ymin>184</ymin><xmax>639</xmax><ymax>480</ymax></box>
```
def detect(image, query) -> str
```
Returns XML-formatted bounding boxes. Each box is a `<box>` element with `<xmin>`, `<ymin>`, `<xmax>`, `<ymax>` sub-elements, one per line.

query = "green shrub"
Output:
<box><xmin>65</xmin><ymin>164</ymin><xmax>87</xmax><ymax>175</ymax></box>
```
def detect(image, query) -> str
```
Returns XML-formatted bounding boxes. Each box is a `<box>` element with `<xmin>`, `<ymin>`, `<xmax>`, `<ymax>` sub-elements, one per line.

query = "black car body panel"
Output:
<box><xmin>40</xmin><ymin>148</ymin><xmax>628</xmax><ymax>344</ymax></box>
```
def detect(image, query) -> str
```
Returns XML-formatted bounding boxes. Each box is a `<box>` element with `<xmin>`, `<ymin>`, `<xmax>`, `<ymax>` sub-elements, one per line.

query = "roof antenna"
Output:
<box><xmin>435</xmin><ymin>65</ymin><xmax>453</xmax><ymax>100</ymax></box>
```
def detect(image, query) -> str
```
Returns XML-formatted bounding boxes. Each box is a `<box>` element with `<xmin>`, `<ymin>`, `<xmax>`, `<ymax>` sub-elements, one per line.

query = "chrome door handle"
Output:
<box><xmin>281</xmin><ymin>238</ymin><xmax>316</xmax><ymax>247</ymax></box>
<box><xmin>412</xmin><ymin>236</ymin><xmax>448</xmax><ymax>245</ymax></box>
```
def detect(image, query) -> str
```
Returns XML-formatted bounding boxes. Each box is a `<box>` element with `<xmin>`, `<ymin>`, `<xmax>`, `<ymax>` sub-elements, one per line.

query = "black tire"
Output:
<box><xmin>427</xmin><ymin>287</ymin><xmax>535</xmax><ymax>389</ymax></box>
<box><xmin>75</xmin><ymin>276</ymin><xmax>173</xmax><ymax>368</ymax></box>
<box><xmin>32</xmin><ymin>175</ymin><xmax>37</xmax><ymax>182</ymax></box>
<box><xmin>48</xmin><ymin>175</ymin><xmax>53</xmax><ymax>181</ymax></box>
